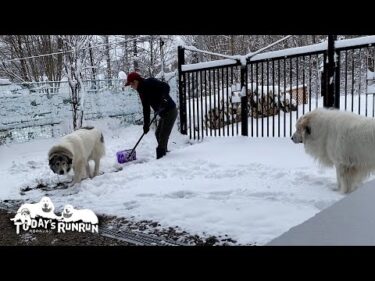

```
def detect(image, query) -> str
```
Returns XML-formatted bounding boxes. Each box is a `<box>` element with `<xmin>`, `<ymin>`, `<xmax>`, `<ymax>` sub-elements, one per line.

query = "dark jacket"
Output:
<box><xmin>137</xmin><ymin>77</ymin><xmax>176</xmax><ymax>126</ymax></box>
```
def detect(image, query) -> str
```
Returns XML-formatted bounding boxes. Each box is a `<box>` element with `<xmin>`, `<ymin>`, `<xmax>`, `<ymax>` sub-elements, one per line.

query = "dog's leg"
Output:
<box><xmin>71</xmin><ymin>159</ymin><xmax>85</xmax><ymax>186</ymax></box>
<box><xmin>93</xmin><ymin>158</ymin><xmax>100</xmax><ymax>177</ymax></box>
<box><xmin>71</xmin><ymin>175</ymin><xmax>80</xmax><ymax>186</ymax></box>
<box><xmin>344</xmin><ymin>170</ymin><xmax>355</xmax><ymax>194</ymax></box>
<box><xmin>337</xmin><ymin>165</ymin><xmax>361</xmax><ymax>194</ymax></box>
<box><xmin>334</xmin><ymin>165</ymin><xmax>342</xmax><ymax>191</ymax></box>
<box><xmin>348</xmin><ymin>167</ymin><xmax>367</xmax><ymax>193</ymax></box>
<box><xmin>337</xmin><ymin>165</ymin><xmax>350</xmax><ymax>194</ymax></box>
<box><xmin>86</xmin><ymin>162</ymin><xmax>92</xmax><ymax>178</ymax></box>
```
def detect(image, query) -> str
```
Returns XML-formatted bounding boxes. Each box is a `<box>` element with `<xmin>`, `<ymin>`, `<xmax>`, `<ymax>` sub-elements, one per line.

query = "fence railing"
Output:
<box><xmin>178</xmin><ymin>36</ymin><xmax>375</xmax><ymax>140</ymax></box>
<box><xmin>0</xmin><ymin>78</ymin><xmax>142</xmax><ymax>144</ymax></box>
<box><xmin>2</xmin><ymin>78</ymin><xmax>127</xmax><ymax>95</ymax></box>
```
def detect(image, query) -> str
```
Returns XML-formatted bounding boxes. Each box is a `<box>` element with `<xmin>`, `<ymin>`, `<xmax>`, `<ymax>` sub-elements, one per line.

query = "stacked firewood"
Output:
<box><xmin>247</xmin><ymin>90</ymin><xmax>280</xmax><ymax>118</ymax></box>
<box><xmin>205</xmin><ymin>87</ymin><xmax>298</xmax><ymax>129</ymax></box>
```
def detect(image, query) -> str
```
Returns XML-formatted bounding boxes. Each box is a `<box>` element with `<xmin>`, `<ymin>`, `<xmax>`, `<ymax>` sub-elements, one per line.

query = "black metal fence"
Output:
<box><xmin>178</xmin><ymin>35</ymin><xmax>375</xmax><ymax>140</ymax></box>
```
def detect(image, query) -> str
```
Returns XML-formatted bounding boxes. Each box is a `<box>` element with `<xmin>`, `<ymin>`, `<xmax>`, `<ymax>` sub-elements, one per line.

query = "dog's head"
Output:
<box><xmin>49</xmin><ymin>152</ymin><xmax>72</xmax><ymax>176</ymax></box>
<box><xmin>39</xmin><ymin>196</ymin><xmax>54</xmax><ymax>213</ymax></box>
<box><xmin>62</xmin><ymin>204</ymin><xmax>74</xmax><ymax>218</ymax></box>
<box><xmin>291</xmin><ymin>113</ymin><xmax>312</xmax><ymax>144</ymax></box>
<box><xmin>17</xmin><ymin>208</ymin><xmax>31</xmax><ymax>224</ymax></box>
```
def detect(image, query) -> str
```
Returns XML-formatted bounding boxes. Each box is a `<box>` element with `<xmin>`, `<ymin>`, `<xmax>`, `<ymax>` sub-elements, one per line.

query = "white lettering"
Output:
<box><xmin>91</xmin><ymin>225</ymin><xmax>99</xmax><ymax>233</ymax></box>
<box><xmin>31</xmin><ymin>219</ymin><xmax>38</xmax><ymax>228</ymax></box>
<box><xmin>57</xmin><ymin>222</ymin><xmax>65</xmax><ymax>233</ymax></box>
<box><xmin>14</xmin><ymin>222</ymin><xmax>22</xmax><ymax>234</ymax></box>
<box><xmin>72</xmin><ymin>223</ymin><xmax>79</xmax><ymax>232</ymax></box>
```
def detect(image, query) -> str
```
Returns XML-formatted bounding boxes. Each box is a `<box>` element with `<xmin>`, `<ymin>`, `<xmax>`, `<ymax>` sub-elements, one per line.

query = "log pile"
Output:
<box><xmin>205</xmin><ymin>86</ymin><xmax>300</xmax><ymax>129</ymax></box>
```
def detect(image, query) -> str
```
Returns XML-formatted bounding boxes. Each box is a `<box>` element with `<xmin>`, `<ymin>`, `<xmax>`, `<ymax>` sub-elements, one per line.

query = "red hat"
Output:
<box><xmin>125</xmin><ymin>72</ymin><xmax>142</xmax><ymax>86</ymax></box>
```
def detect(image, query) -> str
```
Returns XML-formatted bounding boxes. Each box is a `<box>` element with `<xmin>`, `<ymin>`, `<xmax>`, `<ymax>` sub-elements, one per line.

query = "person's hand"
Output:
<box><xmin>143</xmin><ymin>125</ymin><xmax>149</xmax><ymax>134</ymax></box>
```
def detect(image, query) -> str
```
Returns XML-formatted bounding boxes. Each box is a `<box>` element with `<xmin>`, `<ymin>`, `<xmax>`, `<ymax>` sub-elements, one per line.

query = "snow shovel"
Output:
<box><xmin>116</xmin><ymin>114</ymin><xmax>158</xmax><ymax>164</ymax></box>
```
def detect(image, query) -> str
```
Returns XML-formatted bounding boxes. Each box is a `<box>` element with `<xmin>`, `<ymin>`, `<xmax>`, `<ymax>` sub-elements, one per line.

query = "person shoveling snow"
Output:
<box><xmin>125</xmin><ymin>72</ymin><xmax>177</xmax><ymax>160</ymax></box>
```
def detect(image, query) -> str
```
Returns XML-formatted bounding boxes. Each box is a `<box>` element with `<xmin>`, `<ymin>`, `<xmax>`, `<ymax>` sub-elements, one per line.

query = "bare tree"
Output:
<box><xmin>0</xmin><ymin>35</ymin><xmax>64</xmax><ymax>83</ymax></box>
<box><xmin>103</xmin><ymin>36</ymin><xmax>112</xmax><ymax>86</ymax></box>
<box><xmin>133</xmin><ymin>35</ymin><xmax>139</xmax><ymax>71</ymax></box>
<box><xmin>60</xmin><ymin>35</ymin><xmax>91</xmax><ymax>130</ymax></box>
<box><xmin>88</xmin><ymin>42</ymin><xmax>97</xmax><ymax>89</ymax></box>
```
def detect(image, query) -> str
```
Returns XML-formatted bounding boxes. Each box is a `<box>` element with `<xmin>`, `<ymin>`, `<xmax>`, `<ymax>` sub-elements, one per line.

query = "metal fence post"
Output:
<box><xmin>178</xmin><ymin>46</ymin><xmax>187</xmax><ymax>135</ymax></box>
<box><xmin>322</xmin><ymin>35</ymin><xmax>337</xmax><ymax>108</ymax></box>
<box><xmin>240</xmin><ymin>65</ymin><xmax>248</xmax><ymax>136</ymax></box>
<box><xmin>334</xmin><ymin>38</ymin><xmax>340</xmax><ymax>109</ymax></box>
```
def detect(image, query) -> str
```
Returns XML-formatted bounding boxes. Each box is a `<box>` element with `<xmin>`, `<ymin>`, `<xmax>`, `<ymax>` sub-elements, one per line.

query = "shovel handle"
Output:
<box><xmin>126</xmin><ymin>114</ymin><xmax>158</xmax><ymax>160</ymax></box>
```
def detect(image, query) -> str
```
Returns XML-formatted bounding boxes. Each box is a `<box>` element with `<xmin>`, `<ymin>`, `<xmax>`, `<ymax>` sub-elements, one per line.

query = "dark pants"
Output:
<box><xmin>155</xmin><ymin>107</ymin><xmax>178</xmax><ymax>152</ymax></box>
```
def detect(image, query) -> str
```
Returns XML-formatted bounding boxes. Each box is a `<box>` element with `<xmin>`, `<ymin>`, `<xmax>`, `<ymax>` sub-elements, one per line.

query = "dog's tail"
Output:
<box><xmin>99</xmin><ymin>132</ymin><xmax>105</xmax><ymax>156</ymax></box>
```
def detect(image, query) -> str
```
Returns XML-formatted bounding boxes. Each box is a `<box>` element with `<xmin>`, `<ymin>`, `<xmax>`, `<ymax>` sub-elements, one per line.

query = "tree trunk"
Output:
<box><xmin>88</xmin><ymin>42</ymin><xmax>97</xmax><ymax>90</ymax></box>
<box><xmin>123</xmin><ymin>35</ymin><xmax>129</xmax><ymax>72</ymax></box>
<box><xmin>133</xmin><ymin>36</ymin><xmax>139</xmax><ymax>71</ymax></box>
<box><xmin>230</xmin><ymin>35</ymin><xmax>234</xmax><ymax>55</ymax></box>
<box><xmin>104</xmin><ymin>36</ymin><xmax>112</xmax><ymax>86</ymax></box>
<box><xmin>16</xmin><ymin>36</ymin><xmax>29</xmax><ymax>81</ymax></box>
<box><xmin>61</xmin><ymin>35</ymin><xmax>90</xmax><ymax>130</ymax></box>
<box><xmin>149</xmin><ymin>36</ymin><xmax>154</xmax><ymax>77</ymax></box>
<box><xmin>56</xmin><ymin>36</ymin><xmax>63</xmax><ymax>83</ymax></box>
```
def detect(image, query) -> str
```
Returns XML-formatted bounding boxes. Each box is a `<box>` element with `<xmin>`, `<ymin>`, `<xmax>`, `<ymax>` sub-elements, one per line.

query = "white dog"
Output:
<box><xmin>48</xmin><ymin>127</ymin><xmax>105</xmax><ymax>185</ymax></box>
<box><xmin>11</xmin><ymin>196</ymin><xmax>58</xmax><ymax>225</ymax></box>
<box><xmin>292</xmin><ymin>108</ymin><xmax>375</xmax><ymax>194</ymax></box>
<box><xmin>11</xmin><ymin>208</ymin><xmax>32</xmax><ymax>226</ymax></box>
<box><xmin>60</xmin><ymin>204</ymin><xmax>98</xmax><ymax>224</ymax></box>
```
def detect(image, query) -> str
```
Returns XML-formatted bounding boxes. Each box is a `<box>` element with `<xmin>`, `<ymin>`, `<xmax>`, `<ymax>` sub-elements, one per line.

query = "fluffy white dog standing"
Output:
<box><xmin>292</xmin><ymin>108</ymin><xmax>375</xmax><ymax>194</ymax></box>
<box><xmin>60</xmin><ymin>204</ymin><xmax>98</xmax><ymax>224</ymax></box>
<box><xmin>48</xmin><ymin>127</ymin><xmax>105</xmax><ymax>185</ymax></box>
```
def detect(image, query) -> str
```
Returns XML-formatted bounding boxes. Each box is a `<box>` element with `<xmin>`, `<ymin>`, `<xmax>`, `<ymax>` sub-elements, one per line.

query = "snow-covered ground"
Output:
<box><xmin>0</xmin><ymin>115</ymin><xmax>354</xmax><ymax>245</ymax></box>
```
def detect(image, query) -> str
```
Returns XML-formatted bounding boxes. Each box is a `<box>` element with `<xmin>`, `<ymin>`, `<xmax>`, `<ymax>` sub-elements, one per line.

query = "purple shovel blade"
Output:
<box><xmin>116</xmin><ymin>149</ymin><xmax>137</xmax><ymax>164</ymax></box>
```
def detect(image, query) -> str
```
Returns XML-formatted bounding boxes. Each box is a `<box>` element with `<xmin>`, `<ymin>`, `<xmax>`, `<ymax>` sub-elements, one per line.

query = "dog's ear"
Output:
<box><xmin>300</xmin><ymin>115</ymin><xmax>311</xmax><ymax>134</ymax></box>
<box><xmin>21</xmin><ymin>208</ymin><xmax>30</xmax><ymax>215</ymax></box>
<box><xmin>49</xmin><ymin>153</ymin><xmax>56</xmax><ymax>161</ymax></box>
<box><xmin>49</xmin><ymin>154</ymin><xmax>57</xmax><ymax>165</ymax></box>
<box><xmin>305</xmin><ymin>126</ymin><xmax>311</xmax><ymax>135</ymax></box>
<box><xmin>49</xmin><ymin>152</ymin><xmax>72</xmax><ymax>164</ymax></box>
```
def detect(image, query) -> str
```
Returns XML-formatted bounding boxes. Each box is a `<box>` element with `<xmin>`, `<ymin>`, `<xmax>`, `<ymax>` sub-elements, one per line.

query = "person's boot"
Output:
<box><xmin>156</xmin><ymin>147</ymin><xmax>166</xmax><ymax>159</ymax></box>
